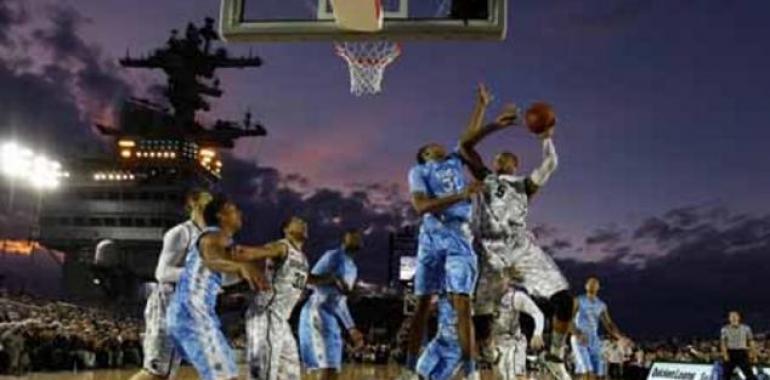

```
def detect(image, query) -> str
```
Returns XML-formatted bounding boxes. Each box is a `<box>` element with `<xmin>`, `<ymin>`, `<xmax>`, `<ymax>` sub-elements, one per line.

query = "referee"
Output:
<box><xmin>720</xmin><ymin>311</ymin><xmax>758</xmax><ymax>380</ymax></box>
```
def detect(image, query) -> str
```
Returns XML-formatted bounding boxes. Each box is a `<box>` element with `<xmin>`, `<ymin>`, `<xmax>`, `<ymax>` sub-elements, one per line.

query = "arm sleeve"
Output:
<box><xmin>513</xmin><ymin>291</ymin><xmax>545</xmax><ymax>336</ymax></box>
<box><xmin>408</xmin><ymin>167</ymin><xmax>428</xmax><ymax>195</ymax></box>
<box><xmin>529</xmin><ymin>138</ymin><xmax>558</xmax><ymax>187</ymax></box>
<box><xmin>154</xmin><ymin>225</ymin><xmax>190</xmax><ymax>283</ymax></box>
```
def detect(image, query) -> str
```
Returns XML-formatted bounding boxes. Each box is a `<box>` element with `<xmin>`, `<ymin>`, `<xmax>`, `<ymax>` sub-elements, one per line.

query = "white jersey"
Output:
<box><xmin>474</xmin><ymin>138</ymin><xmax>558</xmax><ymax>240</ymax></box>
<box><xmin>474</xmin><ymin>174</ymin><xmax>531</xmax><ymax>239</ymax></box>
<box><xmin>253</xmin><ymin>239</ymin><xmax>309</xmax><ymax>320</ymax></box>
<box><xmin>154</xmin><ymin>220</ymin><xmax>203</xmax><ymax>284</ymax></box>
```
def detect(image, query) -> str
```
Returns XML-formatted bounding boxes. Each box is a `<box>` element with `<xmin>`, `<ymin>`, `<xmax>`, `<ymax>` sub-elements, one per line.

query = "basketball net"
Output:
<box><xmin>335</xmin><ymin>41</ymin><xmax>401</xmax><ymax>96</ymax></box>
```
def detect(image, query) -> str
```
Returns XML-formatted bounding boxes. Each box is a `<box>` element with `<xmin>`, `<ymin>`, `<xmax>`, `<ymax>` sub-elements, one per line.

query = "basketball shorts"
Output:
<box><xmin>415</xmin><ymin>222</ymin><xmax>478</xmax><ymax>296</ymax></box>
<box><xmin>479</xmin><ymin>233</ymin><xmax>568</xmax><ymax>299</ymax></box>
<box><xmin>141</xmin><ymin>285</ymin><xmax>182</xmax><ymax>377</ymax></box>
<box><xmin>247</xmin><ymin>306</ymin><xmax>301</xmax><ymax>380</ymax></box>
<box><xmin>167</xmin><ymin>302</ymin><xmax>238</xmax><ymax>380</ymax></box>
<box><xmin>299</xmin><ymin>300</ymin><xmax>344</xmax><ymax>371</ymax></box>
<box><xmin>571</xmin><ymin>336</ymin><xmax>606</xmax><ymax>376</ymax></box>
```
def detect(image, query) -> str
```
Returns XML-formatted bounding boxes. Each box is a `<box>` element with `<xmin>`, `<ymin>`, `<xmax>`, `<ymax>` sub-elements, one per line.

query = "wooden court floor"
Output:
<box><xmin>0</xmin><ymin>364</ymin><xmax>403</xmax><ymax>380</ymax></box>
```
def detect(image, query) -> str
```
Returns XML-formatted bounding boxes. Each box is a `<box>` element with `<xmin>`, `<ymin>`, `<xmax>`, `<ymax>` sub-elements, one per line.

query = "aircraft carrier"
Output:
<box><xmin>37</xmin><ymin>18</ymin><xmax>265</xmax><ymax>303</ymax></box>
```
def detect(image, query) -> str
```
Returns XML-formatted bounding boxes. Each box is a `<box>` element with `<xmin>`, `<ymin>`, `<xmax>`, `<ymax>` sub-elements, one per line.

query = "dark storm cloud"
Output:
<box><xmin>0</xmin><ymin>0</ymin><xmax>26</xmax><ymax>46</ymax></box>
<box><xmin>548</xmin><ymin>204</ymin><xmax>770</xmax><ymax>337</ymax></box>
<box><xmin>585</xmin><ymin>227</ymin><xmax>623</xmax><ymax>245</ymax></box>
<box><xmin>0</xmin><ymin>1</ymin><xmax>131</xmax><ymax>152</ymax></box>
<box><xmin>32</xmin><ymin>3</ymin><xmax>131</xmax><ymax>121</ymax></box>
<box><xmin>218</xmin><ymin>155</ymin><xmax>412</xmax><ymax>283</ymax></box>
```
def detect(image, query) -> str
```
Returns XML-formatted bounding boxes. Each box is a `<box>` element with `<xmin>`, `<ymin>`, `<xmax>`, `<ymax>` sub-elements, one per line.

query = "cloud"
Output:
<box><xmin>0</xmin><ymin>1</ymin><xmax>131</xmax><ymax>152</ymax></box>
<box><xmin>543</xmin><ymin>203</ymin><xmax>770</xmax><ymax>337</ymax></box>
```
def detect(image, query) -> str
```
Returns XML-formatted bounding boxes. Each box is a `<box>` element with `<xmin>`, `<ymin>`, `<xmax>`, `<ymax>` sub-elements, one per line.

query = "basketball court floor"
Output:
<box><xmin>0</xmin><ymin>364</ymin><xmax>401</xmax><ymax>380</ymax></box>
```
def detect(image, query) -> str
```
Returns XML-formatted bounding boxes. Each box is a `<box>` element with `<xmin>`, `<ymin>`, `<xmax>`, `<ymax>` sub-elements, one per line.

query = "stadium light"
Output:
<box><xmin>0</xmin><ymin>141</ymin><xmax>68</xmax><ymax>191</ymax></box>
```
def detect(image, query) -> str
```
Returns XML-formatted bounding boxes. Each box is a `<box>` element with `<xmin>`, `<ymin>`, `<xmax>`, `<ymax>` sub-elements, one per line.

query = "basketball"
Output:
<box><xmin>525</xmin><ymin>102</ymin><xmax>556</xmax><ymax>135</ymax></box>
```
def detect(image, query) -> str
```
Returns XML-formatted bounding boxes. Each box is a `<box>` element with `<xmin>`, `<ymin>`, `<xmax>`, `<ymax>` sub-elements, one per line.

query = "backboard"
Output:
<box><xmin>219</xmin><ymin>0</ymin><xmax>508</xmax><ymax>42</ymax></box>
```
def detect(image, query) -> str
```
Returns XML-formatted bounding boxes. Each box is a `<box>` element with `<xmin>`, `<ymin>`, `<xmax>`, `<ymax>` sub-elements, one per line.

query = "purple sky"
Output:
<box><xmin>58</xmin><ymin>0</ymin><xmax>770</xmax><ymax>245</ymax></box>
<box><xmin>2</xmin><ymin>0</ymin><xmax>770</xmax><ymax>334</ymax></box>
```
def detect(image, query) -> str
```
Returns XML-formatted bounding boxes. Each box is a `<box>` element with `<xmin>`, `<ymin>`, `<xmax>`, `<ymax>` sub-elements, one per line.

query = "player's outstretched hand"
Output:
<box><xmin>348</xmin><ymin>328</ymin><xmax>365</xmax><ymax>351</ymax></box>
<box><xmin>531</xmin><ymin>334</ymin><xmax>545</xmax><ymax>351</ymax></box>
<box><xmin>477</xmin><ymin>83</ymin><xmax>493</xmax><ymax>106</ymax></box>
<box><xmin>494</xmin><ymin>103</ymin><xmax>519</xmax><ymax>127</ymax></box>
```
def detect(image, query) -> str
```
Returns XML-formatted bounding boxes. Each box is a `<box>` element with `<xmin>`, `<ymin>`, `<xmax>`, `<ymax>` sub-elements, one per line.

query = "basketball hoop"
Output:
<box><xmin>335</xmin><ymin>41</ymin><xmax>401</xmax><ymax>96</ymax></box>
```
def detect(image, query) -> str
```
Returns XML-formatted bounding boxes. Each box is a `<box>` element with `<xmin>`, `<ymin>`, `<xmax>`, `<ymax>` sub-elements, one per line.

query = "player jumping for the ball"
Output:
<box><xmin>458</xmin><ymin>85</ymin><xmax>574</xmax><ymax>378</ymax></box>
<box><xmin>403</xmin><ymin>128</ymin><xmax>484</xmax><ymax>379</ymax></box>
<box><xmin>572</xmin><ymin>277</ymin><xmax>631</xmax><ymax>380</ymax></box>
<box><xmin>130</xmin><ymin>189</ymin><xmax>211</xmax><ymax>380</ymax></box>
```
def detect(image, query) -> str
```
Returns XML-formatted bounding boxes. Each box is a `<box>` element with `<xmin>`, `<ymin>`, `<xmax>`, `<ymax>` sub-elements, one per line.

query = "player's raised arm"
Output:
<box><xmin>526</xmin><ymin>130</ymin><xmax>559</xmax><ymax>197</ymax></box>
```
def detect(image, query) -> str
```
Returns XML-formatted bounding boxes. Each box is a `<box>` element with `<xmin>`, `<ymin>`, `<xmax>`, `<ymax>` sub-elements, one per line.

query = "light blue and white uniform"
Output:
<box><xmin>408</xmin><ymin>148</ymin><xmax>477</xmax><ymax>296</ymax></box>
<box><xmin>416</xmin><ymin>295</ymin><xmax>464</xmax><ymax>380</ymax></box>
<box><xmin>141</xmin><ymin>220</ymin><xmax>202</xmax><ymax>378</ymax></box>
<box><xmin>299</xmin><ymin>247</ymin><xmax>357</xmax><ymax>371</ymax></box>
<box><xmin>571</xmin><ymin>295</ymin><xmax>608</xmax><ymax>376</ymax></box>
<box><xmin>247</xmin><ymin>239</ymin><xmax>309</xmax><ymax>380</ymax></box>
<box><xmin>166</xmin><ymin>227</ymin><xmax>238</xmax><ymax>380</ymax></box>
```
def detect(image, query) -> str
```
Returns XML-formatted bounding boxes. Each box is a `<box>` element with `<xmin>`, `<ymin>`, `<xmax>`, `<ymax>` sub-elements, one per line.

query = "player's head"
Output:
<box><xmin>728</xmin><ymin>311</ymin><xmax>741</xmax><ymax>325</ymax></box>
<box><xmin>416</xmin><ymin>143</ymin><xmax>447</xmax><ymax>164</ymax></box>
<box><xmin>342</xmin><ymin>228</ymin><xmax>363</xmax><ymax>253</ymax></box>
<box><xmin>282</xmin><ymin>216</ymin><xmax>308</xmax><ymax>242</ymax></box>
<box><xmin>203</xmin><ymin>194</ymin><xmax>242</xmax><ymax>232</ymax></box>
<box><xmin>493</xmin><ymin>151</ymin><xmax>519</xmax><ymax>174</ymax></box>
<box><xmin>585</xmin><ymin>276</ymin><xmax>601</xmax><ymax>296</ymax></box>
<box><xmin>184</xmin><ymin>188</ymin><xmax>212</xmax><ymax>216</ymax></box>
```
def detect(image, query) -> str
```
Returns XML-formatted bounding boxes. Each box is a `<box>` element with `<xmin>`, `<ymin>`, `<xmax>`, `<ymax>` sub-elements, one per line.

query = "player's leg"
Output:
<box><xmin>405</xmin><ymin>233</ymin><xmax>444</xmax><ymax>373</ymax></box>
<box><xmin>590</xmin><ymin>344</ymin><xmax>605</xmax><ymax>380</ymax></box>
<box><xmin>513</xmin><ymin>237</ymin><xmax>572</xmax><ymax>360</ymax></box>
<box><xmin>277</xmin><ymin>319</ymin><xmax>302</xmax><ymax>380</ymax></box>
<box><xmin>473</xmin><ymin>242</ymin><xmax>509</xmax><ymax>365</ymax></box>
<box><xmin>300</xmin><ymin>302</ymin><xmax>343</xmax><ymax>380</ymax></box>
<box><xmin>417</xmin><ymin>337</ymin><xmax>463</xmax><ymax>380</ymax></box>
<box><xmin>548</xmin><ymin>290</ymin><xmax>575</xmax><ymax>358</ymax></box>
<box><xmin>170</xmin><ymin>313</ymin><xmax>238</xmax><ymax>380</ymax></box>
<box><xmin>445</xmin><ymin>236</ymin><xmax>479</xmax><ymax>377</ymax></box>
<box><xmin>570</xmin><ymin>335</ymin><xmax>594</xmax><ymax>380</ymax></box>
<box><xmin>131</xmin><ymin>289</ymin><xmax>177</xmax><ymax>380</ymax></box>
<box><xmin>247</xmin><ymin>308</ymin><xmax>270</xmax><ymax>380</ymax></box>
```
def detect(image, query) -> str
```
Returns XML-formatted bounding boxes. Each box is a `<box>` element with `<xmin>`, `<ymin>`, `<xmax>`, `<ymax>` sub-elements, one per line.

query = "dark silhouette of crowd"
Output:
<box><xmin>0</xmin><ymin>293</ymin><xmax>142</xmax><ymax>375</ymax></box>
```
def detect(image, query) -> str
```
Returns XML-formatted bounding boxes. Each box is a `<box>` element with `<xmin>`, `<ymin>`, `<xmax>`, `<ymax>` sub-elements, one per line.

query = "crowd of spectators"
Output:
<box><xmin>2</xmin><ymin>290</ymin><xmax>769</xmax><ymax>379</ymax></box>
<box><xmin>591</xmin><ymin>335</ymin><xmax>770</xmax><ymax>380</ymax></box>
<box><xmin>0</xmin><ymin>292</ymin><xmax>143</xmax><ymax>375</ymax></box>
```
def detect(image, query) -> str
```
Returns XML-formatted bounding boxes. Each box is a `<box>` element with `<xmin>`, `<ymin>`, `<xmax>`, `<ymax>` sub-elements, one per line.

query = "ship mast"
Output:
<box><xmin>100</xmin><ymin>17</ymin><xmax>265</xmax><ymax>148</ymax></box>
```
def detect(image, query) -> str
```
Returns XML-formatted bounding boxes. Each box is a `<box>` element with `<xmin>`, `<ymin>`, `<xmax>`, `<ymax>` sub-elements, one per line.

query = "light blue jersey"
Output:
<box><xmin>417</xmin><ymin>296</ymin><xmax>463</xmax><ymax>380</ymax></box>
<box><xmin>571</xmin><ymin>294</ymin><xmax>608</xmax><ymax>376</ymax></box>
<box><xmin>299</xmin><ymin>247</ymin><xmax>357</xmax><ymax>370</ymax></box>
<box><xmin>408</xmin><ymin>151</ymin><xmax>472</xmax><ymax>229</ymax></box>
<box><xmin>167</xmin><ymin>227</ymin><xmax>238</xmax><ymax>380</ymax></box>
<box><xmin>574</xmin><ymin>295</ymin><xmax>607</xmax><ymax>341</ymax></box>
<box><xmin>409</xmin><ymin>149</ymin><xmax>477</xmax><ymax>296</ymax></box>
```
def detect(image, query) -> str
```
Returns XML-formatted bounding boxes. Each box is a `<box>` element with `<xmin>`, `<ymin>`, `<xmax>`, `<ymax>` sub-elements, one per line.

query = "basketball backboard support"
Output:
<box><xmin>219</xmin><ymin>0</ymin><xmax>508</xmax><ymax>42</ymax></box>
